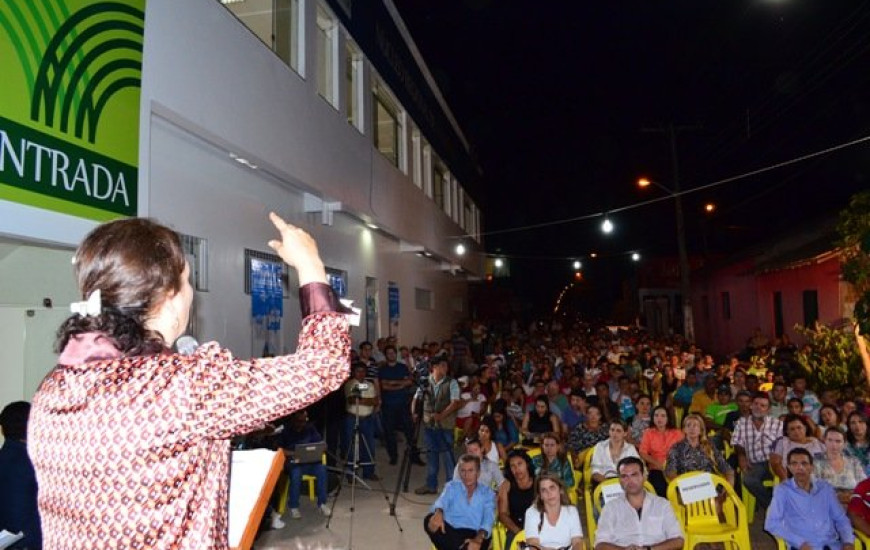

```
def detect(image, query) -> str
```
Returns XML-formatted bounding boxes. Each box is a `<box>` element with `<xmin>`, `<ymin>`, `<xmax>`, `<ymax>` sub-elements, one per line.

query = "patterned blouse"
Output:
<box><xmin>665</xmin><ymin>439</ymin><xmax>732</xmax><ymax>478</ymax></box>
<box><xmin>567</xmin><ymin>422</ymin><xmax>610</xmax><ymax>453</ymax></box>
<box><xmin>531</xmin><ymin>454</ymin><xmax>575</xmax><ymax>488</ymax></box>
<box><xmin>848</xmin><ymin>442</ymin><xmax>870</xmax><ymax>476</ymax></box>
<box><xmin>29</xmin><ymin>284</ymin><xmax>350</xmax><ymax>550</ymax></box>
<box><xmin>814</xmin><ymin>455</ymin><xmax>866</xmax><ymax>491</ymax></box>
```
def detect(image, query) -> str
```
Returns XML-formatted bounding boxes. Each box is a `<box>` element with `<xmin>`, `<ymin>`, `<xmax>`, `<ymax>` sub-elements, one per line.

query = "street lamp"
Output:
<box><xmin>573</xmin><ymin>260</ymin><xmax>582</xmax><ymax>270</ymax></box>
<box><xmin>494</xmin><ymin>258</ymin><xmax>504</xmax><ymax>268</ymax></box>
<box><xmin>704</xmin><ymin>203</ymin><xmax>715</xmax><ymax>213</ymax></box>
<box><xmin>636</xmin><ymin>176</ymin><xmax>694</xmax><ymax>340</ymax></box>
<box><xmin>601</xmin><ymin>217</ymin><xmax>614</xmax><ymax>234</ymax></box>
<box><xmin>631</xmin><ymin>252</ymin><xmax>641</xmax><ymax>262</ymax></box>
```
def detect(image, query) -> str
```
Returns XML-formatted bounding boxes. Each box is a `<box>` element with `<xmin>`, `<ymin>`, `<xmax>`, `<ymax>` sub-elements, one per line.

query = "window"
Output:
<box><xmin>315</xmin><ymin>3</ymin><xmax>338</xmax><ymax>107</ymax></box>
<box><xmin>415</xmin><ymin>287</ymin><xmax>433</xmax><ymax>310</ymax></box>
<box><xmin>433</xmin><ymin>155</ymin><xmax>446</xmax><ymax>210</ymax></box>
<box><xmin>721</xmin><ymin>292</ymin><xmax>731</xmax><ymax>320</ymax></box>
<box><xmin>422</xmin><ymin>141</ymin><xmax>432</xmax><ymax>197</ymax></box>
<box><xmin>275</xmin><ymin>0</ymin><xmax>304</xmax><ymax>75</ymax></box>
<box><xmin>773</xmin><ymin>291</ymin><xmax>784</xmax><ymax>337</ymax></box>
<box><xmin>345</xmin><ymin>39</ymin><xmax>363</xmax><ymax>131</ymax></box>
<box><xmin>411</xmin><ymin>127</ymin><xmax>422</xmax><ymax>187</ymax></box>
<box><xmin>373</xmin><ymin>79</ymin><xmax>399</xmax><ymax>166</ymax></box>
<box><xmin>803</xmin><ymin>290</ymin><xmax>819</xmax><ymax>327</ymax></box>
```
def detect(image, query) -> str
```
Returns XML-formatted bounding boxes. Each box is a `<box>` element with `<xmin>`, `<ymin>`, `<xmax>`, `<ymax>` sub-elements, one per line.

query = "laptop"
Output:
<box><xmin>292</xmin><ymin>441</ymin><xmax>326</xmax><ymax>464</ymax></box>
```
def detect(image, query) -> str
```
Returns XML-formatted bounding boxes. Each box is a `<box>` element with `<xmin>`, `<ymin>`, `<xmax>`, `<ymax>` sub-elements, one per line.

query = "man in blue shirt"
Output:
<box><xmin>0</xmin><ymin>401</ymin><xmax>41</xmax><ymax>549</ymax></box>
<box><xmin>424</xmin><ymin>454</ymin><xmax>495</xmax><ymax>550</ymax></box>
<box><xmin>765</xmin><ymin>448</ymin><xmax>855</xmax><ymax>550</ymax></box>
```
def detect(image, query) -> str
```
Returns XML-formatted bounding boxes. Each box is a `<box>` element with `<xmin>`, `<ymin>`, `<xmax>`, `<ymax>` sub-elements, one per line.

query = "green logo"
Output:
<box><xmin>0</xmin><ymin>0</ymin><xmax>145</xmax><ymax>221</ymax></box>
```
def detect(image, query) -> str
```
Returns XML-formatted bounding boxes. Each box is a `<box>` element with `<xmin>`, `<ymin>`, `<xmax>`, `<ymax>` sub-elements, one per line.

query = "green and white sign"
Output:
<box><xmin>0</xmin><ymin>0</ymin><xmax>145</xmax><ymax>221</ymax></box>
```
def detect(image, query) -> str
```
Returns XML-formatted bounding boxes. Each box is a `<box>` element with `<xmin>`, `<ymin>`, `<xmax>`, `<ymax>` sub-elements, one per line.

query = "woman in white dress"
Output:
<box><xmin>524</xmin><ymin>472</ymin><xmax>585</xmax><ymax>550</ymax></box>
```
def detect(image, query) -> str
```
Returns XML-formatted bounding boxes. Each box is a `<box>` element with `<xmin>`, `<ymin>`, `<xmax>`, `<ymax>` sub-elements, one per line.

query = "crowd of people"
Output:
<box><xmin>3</xmin><ymin>213</ymin><xmax>870</xmax><ymax>549</ymax></box>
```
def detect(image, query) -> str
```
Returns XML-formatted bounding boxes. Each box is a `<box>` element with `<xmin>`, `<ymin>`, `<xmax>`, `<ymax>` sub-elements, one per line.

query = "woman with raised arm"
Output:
<box><xmin>28</xmin><ymin>213</ymin><xmax>351</xmax><ymax>549</ymax></box>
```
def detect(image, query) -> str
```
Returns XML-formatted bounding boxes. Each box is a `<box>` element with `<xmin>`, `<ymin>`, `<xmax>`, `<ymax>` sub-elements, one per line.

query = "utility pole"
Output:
<box><xmin>642</xmin><ymin>123</ymin><xmax>701</xmax><ymax>342</ymax></box>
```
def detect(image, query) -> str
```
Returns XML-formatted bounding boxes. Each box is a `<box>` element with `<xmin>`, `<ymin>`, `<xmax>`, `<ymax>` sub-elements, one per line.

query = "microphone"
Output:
<box><xmin>175</xmin><ymin>335</ymin><xmax>199</xmax><ymax>356</ymax></box>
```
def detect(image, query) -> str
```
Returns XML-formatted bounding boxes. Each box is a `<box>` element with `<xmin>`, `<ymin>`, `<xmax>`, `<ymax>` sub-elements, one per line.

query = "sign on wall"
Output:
<box><xmin>0</xmin><ymin>0</ymin><xmax>145</xmax><ymax>221</ymax></box>
<box><xmin>388</xmin><ymin>281</ymin><xmax>399</xmax><ymax>339</ymax></box>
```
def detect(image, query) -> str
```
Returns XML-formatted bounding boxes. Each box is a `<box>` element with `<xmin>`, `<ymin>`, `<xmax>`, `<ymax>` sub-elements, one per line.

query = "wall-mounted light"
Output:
<box><xmin>572</xmin><ymin>260</ymin><xmax>582</xmax><ymax>270</ymax></box>
<box><xmin>631</xmin><ymin>252</ymin><xmax>641</xmax><ymax>262</ymax></box>
<box><xmin>366</xmin><ymin>223</ymin><xmax>379</xmax><ymax>230</ymax></box>
<box><xmin>601</xmin><ymin>217</ymin><xmax>614</xmax><ymax>234</ymax></box>
<box><xmin>455</xmin><ymin>243</ymin><xmax>467</xmax><ymax>256</ymax></box>
<box><xmin>494</xmin><ymin>258</ymin><xmax>504</xmax><ymax>268</ymax></box>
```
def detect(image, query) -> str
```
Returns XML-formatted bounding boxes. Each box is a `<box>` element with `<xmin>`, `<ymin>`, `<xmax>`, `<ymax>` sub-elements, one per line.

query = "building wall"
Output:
<box><xmin>692</xmin><ymin>257</ymin><xmax>845</xmax><ymax>358</ymax></box>
<box><xmin>0</xmin><ymin>0</ymin><xmax>479</xmax><ymax>402</ymax></box>
<box><xmin>691</xmin><ymin>259</ymin><xmax>759</xmax><ymax>357</ymax></box>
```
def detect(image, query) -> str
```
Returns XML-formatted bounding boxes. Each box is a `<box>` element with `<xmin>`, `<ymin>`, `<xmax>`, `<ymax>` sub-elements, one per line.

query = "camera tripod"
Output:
<box><xmin>326</xmin><ymin>391</ymin><xmax>398</xmax><ymax>548</ymax></box>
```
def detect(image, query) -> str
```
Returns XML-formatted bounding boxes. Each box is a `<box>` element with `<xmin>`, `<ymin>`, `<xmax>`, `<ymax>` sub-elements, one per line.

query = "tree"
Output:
<box><xmin>838</xmin><ymin>191</ymin><xmax>870</xmax><ymax>334</ymax></box>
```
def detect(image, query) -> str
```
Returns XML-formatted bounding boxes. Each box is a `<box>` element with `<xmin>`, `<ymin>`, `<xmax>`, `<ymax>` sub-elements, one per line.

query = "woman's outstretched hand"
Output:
<box><xmin>267</xmin><ymin>212</ymin><xmax>327</xmax><ymax>286</ymax></box>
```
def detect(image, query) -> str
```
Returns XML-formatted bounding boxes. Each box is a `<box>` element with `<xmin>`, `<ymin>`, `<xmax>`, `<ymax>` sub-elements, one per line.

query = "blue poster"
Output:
<box><xmin>388</xmin><ymin>282</ymin><xmax>399</xmax><ymax>321</ymax></box>
<box><xmin>251</xmin><ymin>258</ymin><xmax>283</xmax><ymax>331</ymax></box>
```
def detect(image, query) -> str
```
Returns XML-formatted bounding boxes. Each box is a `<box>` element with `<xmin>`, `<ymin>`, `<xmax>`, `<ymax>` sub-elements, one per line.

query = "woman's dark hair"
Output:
<box><xmin>847</xmin><ymin>411</ymin><xmax>869</xmax><ymax>445</ymax></box>
<box><xmin>540</xmin><ymin>432</ymin><xmax>568</xmax><ymax>470</ymax></box>
<box><xmin>533</xmin><ymin>395</ymin><xmax>551</xmax><ymax>416</ymax></box>
<box><xmin>56</xmin><ymin>218</ymin><xmax>187</xmax><ymax>356</ymax></box>
<box><xmin>651</xmin><ymin>405</ymin><xmax>675</xmax><ymax>430</ymax></box>
<box><xmin>479</xmin><ymin>415</ymin><xmax>498</xmax><ymax>440</ymax></box>
<box><xmin>782</xmin><ymin>413</ymin><xmax>812</xmax><ymax>438</ymax></box>
<box><xmin>818</xmin><ymin>405</ymin><xmax>840</xmax><ymax>427</ymax></box>
<box><xmin>503</xmin><ymin>448</ymin><xmax>534</xmax><ymax>486</ymax></box>
<box><xmin>0</xmin><ymin>401</ymin><xmax>30</xmax><ymax>440</ymax></box>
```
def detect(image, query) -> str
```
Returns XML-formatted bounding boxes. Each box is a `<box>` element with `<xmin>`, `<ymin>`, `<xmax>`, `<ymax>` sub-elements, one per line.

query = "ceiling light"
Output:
<box><xmin>601</xmin><ymin>218</ymin><xmax>614</xmax><ymax>234</ymax></box>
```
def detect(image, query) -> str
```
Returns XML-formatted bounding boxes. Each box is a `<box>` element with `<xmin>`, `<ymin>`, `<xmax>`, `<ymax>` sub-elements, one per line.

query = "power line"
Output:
<box><xmin>462</xmin><ymin>132</ymin><xmax>870</xmax><ymax>239</ymax></box>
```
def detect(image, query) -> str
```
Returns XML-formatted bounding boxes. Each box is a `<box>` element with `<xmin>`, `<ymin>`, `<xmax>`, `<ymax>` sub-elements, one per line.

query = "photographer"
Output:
<box><xmin>415</xmin><ymin>355</ymin><xmax>462</xmax><ymax>495</ymax></box>
<box><xmin>344</xmin><ymin>362</ymin><xmax>379</xmax><ymax>480</ymax></box>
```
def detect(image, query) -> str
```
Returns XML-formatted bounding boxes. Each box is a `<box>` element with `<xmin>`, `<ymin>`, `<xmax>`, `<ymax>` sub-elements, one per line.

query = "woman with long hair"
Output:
<box><xmin>490</xmin><ymin>405</ymin><xmax>519</xmax><ymax>454</ymax></box>
<box><xmin>566</xmin><ymin>404</ymin><xmax>609</xmax><ymax>455</ymax></box>
<box><xmin>497</xmin><ymin>449</ymin><xmax>536</xmax><ymax>549</ymax></box>
<box><xmin>847</xmin><ymin>411</ymin><xmax>870</xmax><ymax>475</ymax></box>
<box><xmin>590</xmin><ymin>419</ymin><xmax>639</xmax><ymax>486</ymax></box>
<box><xmin>665</xmin><ymin>413</ymin><xmax>734</xmax><ymax>486</ymax></box>
<box><xmin>522</xmin><ymin>395</ymin><xmax>561</xmax><ymax>442</ymax></box>
<box><xmin>478</xmin><ymin>415</ymin><xmax>506</xmax><ymax>464</ymax></box>
<box><xmin>814</xmin><ymin>427</ymin><xmax>865</xmax><ymax>505</ymax></box>
<box><xmin>532</xmin><ymin>432</ymin><xmax>575</xmax><ymax>489</ymax></box>
<box><xmin>524</xmin><ymin>473</ymin><xmax>585</xmax><ymax>550</ymax></box>
<box><xmin>638</xmin><ymin>405</ymin><xmax>684</xmax><ymax>496</ymax></box>
<box><xmin>769</xmin><ymin>413</ymin><xmax>826</xmax><ymax>481</ymax></box>
<box><xmin>28</xmin><ymin>214</ymin><xmax>351</xmax><ymax>548</ymax></box>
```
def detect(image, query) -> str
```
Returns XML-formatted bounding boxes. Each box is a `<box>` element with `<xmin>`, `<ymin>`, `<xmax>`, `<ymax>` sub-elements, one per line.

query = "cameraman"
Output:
<box><xmin>344</xmin><ymin>362</ymin><xmax>379</xmax><ymax>480</ymax></box>
<box><xmin>415</xmin><ymin>355</ymin><xmax>462</xmax><ymax>495</ymax></box>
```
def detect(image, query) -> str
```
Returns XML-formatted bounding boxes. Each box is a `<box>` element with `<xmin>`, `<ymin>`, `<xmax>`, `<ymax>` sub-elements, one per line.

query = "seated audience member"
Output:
<box><xmin>848</xmin><ymin>476</ymin><xmax>870</xmax><ymax>537</ymax></box>
<box><xmin>532</xmin><ymin>432</ymin><xmax>576</xmax><ymax>489</ymax></box>
<box><xmin>567</xmin><ymin>404</ymin><xmax>610</xmax><ymax>456</ymax></box>
<box><xmin>766</xmin><ymin>448</ymin><xmax>855</xmax><ymax>550</ymax></box>
<box><xmin>847</xmin><ymin>411</ymin><xmax>870</xmax><ymax>476</ymax></box>
<box><xmin>705</xmin><ymin>385</ymin><xmax>737</xmax><ymax>428</ymax></box>
<box><xmin>731</xmin><ymin>393</ymin><xmax>782</xmax><ymax>511</ymax></box>
<box><xmin>524</xmin><ymin>473</ymin><xmax>585</xmax><ymax>550</ymax></box>
<box><xmin>457</xmin><ymin>378</ymin><xmax>487</xmax><ymax>436</ymax></box>
<box><xmin>594</xmin><ymin>381</ymin><xmax>621</xmax><ymax>423</ymax></box>
<box><xmin>788</xmin><ymin>374</ymin><xmax>822</xmax><ymax>423</ymax></box>
<box><xmin>590</xmin><ymin>419</ymin><xmax>639</xmax><ymax>486</ymax></box>
<box><xmin>770</xmin><ymin>413</ymin><xmax>826</xmax><ymax>482</ymax></box>
<box><xmin>594</xmin><ymin>457</ymin><xmax>684</xmax><ymax>550</ymax></box>
<box><xmin>818</xmin><ymin>404</ymin><xmax>843</xmax><ymax>439</ymax></box>
<box><xmin>786</xmin><ymin>397</ymin><xmax>820</xmax><ymax>439</ymax></box>
<box><xmin>497</xmin><ymin>450</ymin><xmax>536</xmax><ymax>550</ymax></box>
<box><xmin>628</xmin><ymin>394</ymin><xmax>652</xmax><ymax>444</ymax></box>
<box><xmin>522</xmin><ymin>396</ymin><xmax>561</xmax><ymax>443</ymax></box>
<box><xmin>425</xmin><ymin>454</ymin><xmax>495</xmax><ymax>550</ymax></box>
<box><xmin>562</xmin><ymin>389</ymin><xmax>588</xmax><ymax>435</ymax></box>
<box><xmin>666</xmin><ymin>413</ymin><xmax>734</xmax><ymax>485</ymax></box>
<box><xmin>815</xmin><ymin>427</ymin><xmax>865</xmax><ymax>505</ymax></box>
<box><xmin>453</xmin><ymin>436</ymin><xmax>504</xmax><ymax>492</ymax></box>
<box><xmin>278</xmin><ymin>409</ymin><xmax>330</xmax><ymax>519</ymax></box>
<box><xmin>478</xmin><ymin>416</ymin><xmax>507</xmax><ymax>464</ymax></box>
<box><xmin>490</xmin><ymin>405</ymin><xmax>519</xmax><ymax>454</ymax></box>
<box><xmin>0</xmin><ymin>401</ymin><xmax>41</xmax><ymax>549</ymax></box>
<box><xmin>638</xmin><ymin>406</ymin><xmax>684</xmax><ymax>496</ymax></box>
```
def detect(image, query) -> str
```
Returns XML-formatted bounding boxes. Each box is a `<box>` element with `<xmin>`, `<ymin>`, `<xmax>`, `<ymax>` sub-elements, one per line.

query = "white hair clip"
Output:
<box><xmin>70</xmin><ymin>289</ymin><xmax>102</xmax><ymax>317</ymax></box>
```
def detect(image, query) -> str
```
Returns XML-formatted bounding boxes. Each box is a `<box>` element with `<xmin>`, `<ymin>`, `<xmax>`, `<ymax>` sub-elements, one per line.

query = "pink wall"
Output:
<box><xmin>692</xmin><ymin>256</ymin><xmax>844</xmax><ymax>358</ymax></box>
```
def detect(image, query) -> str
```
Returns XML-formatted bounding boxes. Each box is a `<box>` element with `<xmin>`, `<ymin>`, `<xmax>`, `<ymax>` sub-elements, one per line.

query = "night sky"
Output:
<box><xmin>392</xmin><ymin>0</ymin><xmax>870</xmax><ymax>316</ymax></box>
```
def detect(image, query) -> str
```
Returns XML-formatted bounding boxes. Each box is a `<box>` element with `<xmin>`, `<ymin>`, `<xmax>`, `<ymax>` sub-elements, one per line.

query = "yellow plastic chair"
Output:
<box><xmin>491</xmin><ymin>522</ymin><xmax>507</xmax><ymax>550</ymax></box>
<box><xmin>581</xmin><ymin>449</ymin><xmax>596</xmax><ymax>545</ymax></box>
<box><xmin>667</xmin><ymin>472</ymin><xmax>751</xmax><ymax>550</ymax></box>
<box><xmin>587</xmin><ymin>477</ymin><xmax>656</xmax><ymax>546</ymax></box>
<box><xmin>507</xmin><ymin>529</ymin><xmax>526</xmax><ymax>550</ymax></box>
<box><xmin>855</xmin><ymin>529</ymin><xmax>870</xmax><ymax>550</ymax></box>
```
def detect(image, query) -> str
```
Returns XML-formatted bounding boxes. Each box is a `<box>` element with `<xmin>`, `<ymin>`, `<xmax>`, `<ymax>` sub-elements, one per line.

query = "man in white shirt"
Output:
<box><xmin>595</xmin><ymin>457</ymin><xmax>684</xmax><ymax>550</ymax></box>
